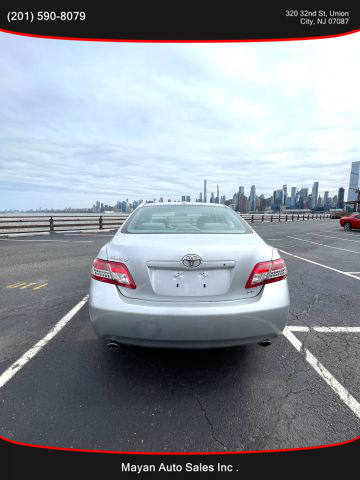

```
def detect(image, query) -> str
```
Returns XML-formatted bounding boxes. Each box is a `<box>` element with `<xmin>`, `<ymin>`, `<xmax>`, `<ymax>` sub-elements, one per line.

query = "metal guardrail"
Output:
<box><xmin>0</xmin><ymin>215</ymin><xmax>129</xmax><ymax>234</ymax></box>
<box><xmin>0</xmin><ymin>212</ymin><xmax>333</xmax><ymax>235</ymax></box>
<box><xmin>241</xmin><ymin>213</ymin><xmax>333</xmax><ymax>223</ymax></box>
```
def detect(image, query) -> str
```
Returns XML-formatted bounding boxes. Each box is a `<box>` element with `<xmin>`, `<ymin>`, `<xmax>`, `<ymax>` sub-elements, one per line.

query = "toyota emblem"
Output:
<box><xmin>182</xmin><ymin>254</ymin><xmax>202</xmax><ymax>268</ymax></box>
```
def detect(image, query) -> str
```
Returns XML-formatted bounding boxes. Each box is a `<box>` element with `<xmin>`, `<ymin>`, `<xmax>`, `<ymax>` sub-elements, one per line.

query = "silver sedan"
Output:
<box><xmin>89</xmin><ymin>203</ymin><xmax>289</xmax><ymax>349</ymax></box>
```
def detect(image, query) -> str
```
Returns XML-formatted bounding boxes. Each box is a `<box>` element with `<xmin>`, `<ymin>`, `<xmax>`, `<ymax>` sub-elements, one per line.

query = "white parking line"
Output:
<box><xmin>305</xmin><ymin>232</ymin><xmax>360</xmax><ymax>244</ymax></box>
<box><xmin>283</xmin><ymin>327</ymin><xmax>360</xmax><ymax>419</ymax></box>
<box><xmin>278</xmin><ymin>249</ymin><xmax>360</xmax><ymax>281</ymax></box>
<box><xmin>0</xmin><ymin>295</ymin><xmax>89</xmax><ymax>390</ymax></box>
<box><xmin>287</xmin><ymin>326</ymin><xmax>360</xmax><ymax>333</ymax></box>
<box><xmin>312</xmin><ymin>326</ymin><xmax>360</xmax><ymax>333</ymax></box>
<box><xmin>286</xmin><ymin>236</ymin><xmax>360</xmax><ymax>254</ymax></box>
<box><xmin>0</xmin><ymin>239</ymin><xmax>93</xmax><ymax>243</ymax></box>
<box><xmin>64</xmin><ymin>234</ymin><xmax>114</xmax><ymax>237</ymax></box>
<box><xmin>286</xmin><ymin>326</ymin><xmax>309</xmax><ymax>332</ymax></box>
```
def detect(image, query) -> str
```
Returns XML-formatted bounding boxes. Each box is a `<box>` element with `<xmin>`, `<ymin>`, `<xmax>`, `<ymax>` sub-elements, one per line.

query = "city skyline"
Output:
<box><xmin>1</xmin><ymin>33</ymin><xmax>360</xmax><ymax>210</ymax></box>
<box><xmin>2</xmin><ymin>177</ymin><xmax>351</xmax><ymax>213</ymax></box>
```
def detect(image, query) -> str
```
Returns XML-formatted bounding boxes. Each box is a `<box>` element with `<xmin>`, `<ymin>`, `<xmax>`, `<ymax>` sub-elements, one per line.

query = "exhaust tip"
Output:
<box><xmin>258</xmin><ymin>339</ymin><xmax>272</xmax><ymax>347</ymax></box>
<box><xmin>106</xmin><ymin>340</ymin><xmax>121</xmax><ymax>350</ymax></box>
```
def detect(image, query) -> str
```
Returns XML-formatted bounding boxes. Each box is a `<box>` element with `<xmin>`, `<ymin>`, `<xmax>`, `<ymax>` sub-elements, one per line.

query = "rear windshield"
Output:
<box><xmin>121</xmin><ymin>205</ymin><xmax>251</xmax><ymax>234</ymax></box>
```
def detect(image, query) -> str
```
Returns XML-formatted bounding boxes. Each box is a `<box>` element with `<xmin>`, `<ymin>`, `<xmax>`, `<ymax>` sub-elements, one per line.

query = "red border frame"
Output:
<box><xmin>1</xmin><ymin>434</ymin><xmax>359</xmax><ymax>454</ymax></box>
<box><xmin>0</xmin><ymin>27</ymin><xmax>360</xmax><ymax>42</ymax></box>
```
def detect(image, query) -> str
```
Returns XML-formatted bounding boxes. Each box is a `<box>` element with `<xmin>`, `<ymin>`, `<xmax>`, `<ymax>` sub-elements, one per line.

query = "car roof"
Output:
<box><xmin>140</xmin><ymin>202</ymin><xmax>227</xmax><ymax>208</ymax></box>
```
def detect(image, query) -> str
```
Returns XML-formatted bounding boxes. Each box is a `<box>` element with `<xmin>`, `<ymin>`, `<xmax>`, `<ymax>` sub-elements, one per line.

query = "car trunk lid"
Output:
<box><xmin>107</xmin><ymin>233</ymin><xmax>273</xmax><ymax>302</ymax></box>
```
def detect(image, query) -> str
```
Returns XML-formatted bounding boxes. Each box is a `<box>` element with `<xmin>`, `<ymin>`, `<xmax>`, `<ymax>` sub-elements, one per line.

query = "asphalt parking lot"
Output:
<box><xmin>0</xmin><ymin>219</ymin><xmax>359</xmax><ymax>452</ymax></box>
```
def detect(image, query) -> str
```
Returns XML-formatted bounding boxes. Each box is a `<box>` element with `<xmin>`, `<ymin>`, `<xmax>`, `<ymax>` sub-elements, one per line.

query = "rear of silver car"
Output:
<box><xmin>89</xmin><ymin>204</ymin><xmax>289</xmax><ymax>348</ymax></box>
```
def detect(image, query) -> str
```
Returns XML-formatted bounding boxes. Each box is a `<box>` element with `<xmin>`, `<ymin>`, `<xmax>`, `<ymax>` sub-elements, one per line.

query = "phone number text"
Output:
<box><xmin>7</xmin><ymin>12</ymin><xmax>86</xmax><ymax>23</ymax></box>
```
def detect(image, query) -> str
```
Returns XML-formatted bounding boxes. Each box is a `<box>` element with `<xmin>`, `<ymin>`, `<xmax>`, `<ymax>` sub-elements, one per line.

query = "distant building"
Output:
<box><xmin>236</xmin><ymin>186</ymin><xmax>244</xmax><ymax>212</ymax></box>
<box><xmin>324</xmin><ymin>191</ymin><xmax>329</xmax><ymax>208</ymax></box>
<box><xmin>337</xmin><ymin>187</ymin><xmax>345</xmax><ymax>209</ymax></box>
<box><xmin>282</xmin><ymin>185</ymin><xmax>287</xmax><ymax>206</ymax></box>
<box><xmin>273</xmin><ymin>189</ymin><xmax>283</xmax><ymax>210</ymax></box>
<box><xmin>290</xmin><ymin>187</ymin><xmax>296</xmax><ymax>208</ymax></box>
<box><xmin>204</xmin><ymin>180</ymin><xmax>207</xmax><ymax>203</ymax></box>
<box><xmin>259</xmin><ymin>196</ymin><xmax>266</xmax><ymax>211</ymax></box>
<box><xmin>249</xmin><ymin>185</ymin><xmax>256</xmax><ymax>211</ymax></box>
<box><xmin>239</xmin><ymin>194</ymin><xmax>248</xmax><ymax>213</ymax></box>
<box><xmin>312</xmin><ymin>182</ymin><xmax>319</xmax><ymax>209</ymax></box>
<box><xmin>348</xmin><ymin>161</ymin><xmax>360</xmax><ymax>201</ymax></box>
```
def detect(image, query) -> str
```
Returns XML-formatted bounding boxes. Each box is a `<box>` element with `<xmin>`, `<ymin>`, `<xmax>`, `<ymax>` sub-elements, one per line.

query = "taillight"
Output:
<box><xmin>91</xmin><ymin>258</ymin><xmax>136</xmax><ymax>289</ymax></box>
<box><xmin>245</xmin><ymin>258</ymin><xmax>287</xmax><ymax>289</ymax></box>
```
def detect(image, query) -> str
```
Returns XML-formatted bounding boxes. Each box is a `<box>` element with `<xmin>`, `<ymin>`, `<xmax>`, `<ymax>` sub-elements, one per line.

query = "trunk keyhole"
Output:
<box><xmin>203</xmin><ymin>284</ymin><xmax>206</xmax><ymax>288</ymax></box>
<box><xmin>176</xmin><ymin>283</ymin><xmax>179</xmax><ymax>288</ymax></box>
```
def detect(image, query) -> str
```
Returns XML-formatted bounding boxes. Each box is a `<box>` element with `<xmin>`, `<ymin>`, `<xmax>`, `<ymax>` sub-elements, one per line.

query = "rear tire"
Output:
<box><xmin>344</xmin><ymin>222</ymin><xmax>352</xmax><ymax>231</ymax></box>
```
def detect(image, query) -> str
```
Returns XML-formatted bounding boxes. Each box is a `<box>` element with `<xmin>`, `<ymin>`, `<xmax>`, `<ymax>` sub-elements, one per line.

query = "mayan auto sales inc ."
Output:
<box><xmin>121</xmin><ymin>462</ymin><xmax>234</xmax><ymax>473</ymax></box>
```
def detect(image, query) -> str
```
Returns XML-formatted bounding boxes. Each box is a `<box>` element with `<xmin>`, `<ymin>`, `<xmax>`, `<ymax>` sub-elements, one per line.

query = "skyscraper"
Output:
<box><xmin>348</xmin><ymin>161</ymin><xmax>360</xmax><ymax>201</ymax></box>
<box><xmin>324</xmin><ymin>192</ymin><xmax>330</xmax><ymax>207</ymax></box>
<box><xmin>290</xmin><ymin>187</ymin><xmax>296</xmax><ymax>208</ymax></box>
<box><xmin>216</xmin><ymin>184</ymin><xmax>219</xmax><ymax>203</ymax></box>
<box><xmin>282</xmin><ymin>185</ymin><xmax>287</xmax><ymax>206</ymax></box>
<box><xmin>312</xmin><ymin>182</ymin><xmax>319</xmax><ymax>209</ymax></box>
<box><xmin>204</xmin><ymin>179</ymin><xmax>207</xmax><ymax>203</ymax></box>
<box><xmin>237</xmin><ymin>186</ymin><xmax>244</xmax><ymax>211</ymax></box>
<box><xmin>324</xmin><ymin>191</ymin><xmax>329</xmax><ymax>207</ymax></box>
<box><xmin>250</xmin><ymin>185</ymin><xmax>256</xmax><ymax>211</ymax></box>
<box><xmin>337</xmin><ymin>187</ymin><xmax>345</xmax><ymax>209</ymax></box>
<box><xmin>274</xmin><ymin>189</ymin><xmax>283</xmax><ymax>208</ymax></box>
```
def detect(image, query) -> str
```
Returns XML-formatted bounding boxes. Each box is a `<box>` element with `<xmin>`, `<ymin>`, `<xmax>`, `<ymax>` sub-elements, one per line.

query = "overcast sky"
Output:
<box><xmin>1</xmin><ymin>32</ymin><xmax>359</xmax><ymax>209</ymax></box>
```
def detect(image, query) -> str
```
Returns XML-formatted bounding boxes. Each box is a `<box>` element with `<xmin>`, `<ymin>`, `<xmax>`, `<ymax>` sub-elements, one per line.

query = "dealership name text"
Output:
<box><xmin>122</xmin><ymin>463</ymin><xmax>233</xmax><ymax>473</ymax></box>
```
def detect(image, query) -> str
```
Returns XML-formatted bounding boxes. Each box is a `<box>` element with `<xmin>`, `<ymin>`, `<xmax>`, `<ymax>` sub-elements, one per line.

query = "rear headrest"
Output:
<box><xmin>138</xmin><ymin>222</ymin><xmax>166</xmax><ymax>230</ymax></box>
<box><xmin>201</xmin><ymin>223</ymin><xmax>229</xmax><ymax>230</ymax></box>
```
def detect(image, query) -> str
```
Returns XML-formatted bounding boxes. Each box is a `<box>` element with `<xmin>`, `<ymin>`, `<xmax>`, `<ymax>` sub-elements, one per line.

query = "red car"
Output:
<box><xmin>339</xmin><ymin>212</ymin><xmax>360</xmax><ymax>230</ymax></box>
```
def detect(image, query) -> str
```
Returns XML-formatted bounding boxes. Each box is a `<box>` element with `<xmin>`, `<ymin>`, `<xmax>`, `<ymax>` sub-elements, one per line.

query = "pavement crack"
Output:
<box><xmin>196</xmin><ymin>398</ymin><xmax>229</xmax><ymax>451</ymax></box>
<box><xmin>297</xmin><ymin>294</ymin><xmax>320</xmax><ymax>320</ymax></box>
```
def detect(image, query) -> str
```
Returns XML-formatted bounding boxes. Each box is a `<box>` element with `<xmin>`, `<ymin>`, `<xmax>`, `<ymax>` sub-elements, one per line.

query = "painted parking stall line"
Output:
<box><xmin>286</xmin><ymin>236</ymin><xmax>360</xmax><ymax>254</ymax></box>
<box><xmin>6</xmin><ymin>282</ymin><xmax>27</xmax><ymax>289</ymax></box>
<box><xmin>305</xmin><ymin>232</ymin><xmax>360</xmax><ymax>244</ymax></box>
<box><xmin>287</xmin><ymin>326</ymin><xmax>360</xmax><ymax>333</ymax></box>
<box><xmin>283</xmin><ymin>327</ymin><xmax>360</xmax><ymax>419</ymax></box>
<box><xmin>63</xmin><ymin>233</ymin><xmax>114</xmax><ymax>237</ymax></box>
<box><xmin>0</xmin><ymin>239</ymin><xmax>94</xmax><ymax>243</ymax></box>
<box><xmin>278</xmin><ymin>250</ymin><xmax>360</xmax><ymax>281</ymax></box>
<box><xmin>0</xmin><ymin>295</ymin><xmax>89</xmax><ymax>390</ymax></box>
<box><xmin>32</xmin><ymin>283</ymin><xmax>48</xmax><ymax>290</ymax></box>
<box><xmin>312</xmin><ymin>326</ymin><xmax>360</xmax><ymax>333</ymax></box>
<box><xmin>19</xmin><ymin>282</ymin><xmax>38</xmax><ymax>289</ymax></box>
<box><xmin>4</xmin><ymin>281</ymin><xmax>48</xmax><ymax>291</ymax></box>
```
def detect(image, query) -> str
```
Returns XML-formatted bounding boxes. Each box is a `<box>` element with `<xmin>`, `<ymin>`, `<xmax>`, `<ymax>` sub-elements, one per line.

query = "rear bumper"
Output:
<box><xmin>89</xmin><ymin>278</ymin><xmax>289</xmax><ymax>348</ymax></box>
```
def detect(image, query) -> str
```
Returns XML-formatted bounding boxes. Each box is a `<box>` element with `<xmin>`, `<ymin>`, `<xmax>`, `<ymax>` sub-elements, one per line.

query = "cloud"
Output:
<box><xmin>0</xmin><ymin>33</ymin><xmax>359</xmax><ymax>209</ymax></box>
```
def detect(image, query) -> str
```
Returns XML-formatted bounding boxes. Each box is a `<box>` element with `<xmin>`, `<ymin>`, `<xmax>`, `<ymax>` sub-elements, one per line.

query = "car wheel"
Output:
<box><xmin>344</xmin><ymin>222</ymin><xmax>352</xmax><ymax>231</ymax></box>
